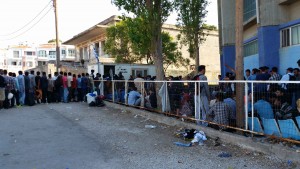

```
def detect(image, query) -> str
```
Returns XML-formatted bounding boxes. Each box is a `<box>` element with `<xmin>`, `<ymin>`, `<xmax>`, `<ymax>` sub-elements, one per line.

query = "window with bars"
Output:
<box><xmin>281</xmin><ymin>25</ymin><xmax>300</xmax><ymax>47</ymax></box>
<box><xmin>244</xmin><ymin>0</ymin><xmax>256</xmax><ymax>22</ymax></box>
<box><xmin>244</xmin><ymin>40</ymin><xmax>258</xmax><ymax>57</ymax></box>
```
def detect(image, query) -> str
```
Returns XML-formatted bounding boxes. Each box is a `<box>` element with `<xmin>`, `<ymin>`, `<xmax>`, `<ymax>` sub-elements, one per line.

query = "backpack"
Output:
<box><xmin>286</xmin><ymin>74</ymin><xmax>297</xmax><ymax>91</ymax></box>
<box><xmin>0</xmin><ymin>75</ymin><xmax>6</xmax><ymax>88</ymax></box>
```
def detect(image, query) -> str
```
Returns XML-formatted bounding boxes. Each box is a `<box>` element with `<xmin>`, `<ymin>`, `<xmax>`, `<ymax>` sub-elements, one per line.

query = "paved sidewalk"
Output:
<box><xmin>0</xmin><ymin>103</ymin><xmax>294</xmax><ymax>169</ymax></box>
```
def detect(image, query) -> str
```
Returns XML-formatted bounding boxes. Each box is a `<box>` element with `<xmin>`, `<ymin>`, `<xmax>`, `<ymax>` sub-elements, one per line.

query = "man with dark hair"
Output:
<box><xmin>40</xmin><ymin>72</ymin><xmax>48</xmax><ymax>103</ymax></box>
<box><xmin>269</xmin><ymin>67</ymin><xmax>281</xmax><ymax>81</ymax></box>
<box><xmin>208</xmin><ymin>92</ymin><xmax>231</xmax><ymax>130</ymax></box>
<box><xmin>35</xmin><ymin>71</ymin><xmax>41</xmax><ymax>104</ymax></box>
<box><xmin>67</xmin><ymin>72</ymin><xmax>73</xmax><ymax>102</ymax></box>
<box><xmin>245</xmin><ymin>69</ymin><xmax>251</xmax><ymax>80</ymax></box>
<box><xmin>11</xmin><ymin>72</ymin><xmax>19</xmax><ymax>107</ymax></box>
<box><xmin>0</xmin><ymin>69</ymin><xmax>6</xmax><ymax>110</ymax></box>
<box><xmin>62</xmin><ymin>72</ymin><xmax>68</xmax><ymax>103</ymax></box>
<box><xmin>280</xmin><ymin>67</ymin><xmax>295</xmax><ymax>105</ymax></box>
<box><xmin>17</xmin><ymin>71</ymin><xmax>25</xmax><ymax>106</ymax></box>
<box><xmin>3</xmin><ymin>70</ymin><xmax>15</xmax><ymax>108</ymax></box>
<box><xmin>195</xmin><ymin>65</ymin><xmax>210</xmax><ymax>126</ymax></box>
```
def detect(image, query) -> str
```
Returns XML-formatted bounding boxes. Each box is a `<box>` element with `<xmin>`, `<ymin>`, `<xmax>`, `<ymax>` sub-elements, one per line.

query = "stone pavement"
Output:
<box><xmin>0</xmin><ymin>103</ymin><xmax>294</xmax><ymax>169</ymax></box>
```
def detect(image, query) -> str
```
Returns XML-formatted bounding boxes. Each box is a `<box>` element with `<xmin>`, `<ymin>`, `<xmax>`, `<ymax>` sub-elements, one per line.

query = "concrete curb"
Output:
<box><xmin>105</xmin><ymin>101</ymin><xmax>300</xmax><ymax>162</ymax></box>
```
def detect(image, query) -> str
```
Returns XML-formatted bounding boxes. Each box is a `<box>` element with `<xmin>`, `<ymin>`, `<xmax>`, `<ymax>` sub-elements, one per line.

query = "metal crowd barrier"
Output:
<box><xmin>95</xmin><ymin>79</ymin><xmax>300</xmax><ymax>144</ymax></box>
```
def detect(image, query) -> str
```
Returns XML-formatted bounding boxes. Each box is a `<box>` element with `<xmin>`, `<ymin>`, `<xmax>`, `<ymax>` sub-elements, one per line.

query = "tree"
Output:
<box><xmin>175</xmin><ymin>0</ymin><xmax>208</xmax><ymax>74</ymax></box>
<box><xmin>111</xmin><ymin>0</ymin><xmax>173</xmax><ymax>81</ymax></box>
<box><xmin>104</xmin><ymin>18</ymin><xmax>187</xmax><ymax>71</ymax></box>
<box><xmin>48</xmin><ymin>39</ymin><xmax>62</xmax><ymax>43</ymax></box>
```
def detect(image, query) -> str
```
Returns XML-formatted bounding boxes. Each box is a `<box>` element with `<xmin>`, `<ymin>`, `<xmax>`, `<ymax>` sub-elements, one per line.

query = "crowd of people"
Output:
<box><xmin>110</xmin><ymin>62</ymin><xmax>300</xmax><ymax>131</ymax></box>
<box><xmin>0</xmin><ymin>69</ymin><xmax>102</xmax><ymax>110</ymax></box>
<box><xmin>1</xmin><ymin>60</ymin><xmax>300</xmax><ymax>132</ymax></box>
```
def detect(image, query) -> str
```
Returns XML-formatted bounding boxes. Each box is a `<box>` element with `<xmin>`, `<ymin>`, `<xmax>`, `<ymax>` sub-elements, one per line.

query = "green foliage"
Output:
<box><xmin>175</xmin><ymin>0</ymin><xmax>209</xmax><ymax>59</ymax></box>
<box><xmin>48</xmin><ymin>39</ymin><xmax>62</xmax><ymax>43</ymax></box>
<box><xmin>104</xmin><ymin>18</ymin><xmax>186</xmax><ymax>70</ymax></box>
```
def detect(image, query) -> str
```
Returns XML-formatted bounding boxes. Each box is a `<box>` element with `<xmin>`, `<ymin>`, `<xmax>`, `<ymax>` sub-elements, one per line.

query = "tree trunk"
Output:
<box><xmin>195</xmin><ymin>33</ymin><xmax>200</xmax><ymax>76</ymax></box>
<box><xmin>235</xmin><ymin>0</ymin><xmax>245</xmax><ymax>130</ymax></box>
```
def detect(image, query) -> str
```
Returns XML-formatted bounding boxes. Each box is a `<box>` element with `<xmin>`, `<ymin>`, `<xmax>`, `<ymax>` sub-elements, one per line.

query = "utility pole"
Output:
<box><xmin>53</xmin><ymin>0</ymin><xmax>60</xmax><ymax>72</ymax></box>
<box><xmin>235</xmin><ymin>0</ymin><xmax>245</xmax><ymax>129</ymax></box>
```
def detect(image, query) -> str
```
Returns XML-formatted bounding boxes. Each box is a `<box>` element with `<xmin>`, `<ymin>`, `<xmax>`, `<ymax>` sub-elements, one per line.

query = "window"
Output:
<box><xmin>292</xmin><ymin>25</ymin><xmax>300</xmax><ymax>45</ymax></box>
<box><xmin>244</xmin><ymin>40</ymin><xmax>258</xmax><ymax>57</ymax></box>
<box><xmin>131</xmin><ymin>69</ymin><xmax>148</xmax><ymax>77</ymax></box>
<box><xmin>38</xmin><ymin>50</ymin><xmax>47</xmax><ymax>57</ymax></box>
<box><xmin>49</xmin><ymin>51</ymin><xmax>56</xmax><ymax>56</ymax></box>
<box><xmin>281</xmin><ymin>25</ymin><xmax>300</xmax><ymax>47</ymax></box>
<box><xmin>281</xmin><ymin>28</ymin><xmax>290</xmax><ymax>47</ymax></box>
<box><xmin>13</xmin><ymin>51</ymin><xmax>19</xmax><ymax>58</ymax></box>
<box><xmin>68</xmin><ymin>49</ymin><xmax>75</xmax><ymax>56</ymax></box>
<box><xmin>25</xmin><ymin>51</ymin><xmax>35</xmax><ymax>56</ymax></box>
<box><xmin>244</xmin><ymin>0</ymin><xmax>256</xmax><ymax>22</ymax></box>
<box><xmin>62</xmin><ymin>50</ymin><xmax>66</xmax><ymax>55</ymax></box>
<box><xmin>12</xmin><ymin>61</ymin><xmax>17</xmax><ymax>66</ymax></box>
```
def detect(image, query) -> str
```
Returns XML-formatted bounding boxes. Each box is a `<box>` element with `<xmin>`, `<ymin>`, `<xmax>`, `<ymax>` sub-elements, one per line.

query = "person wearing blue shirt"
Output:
<box><xmin>249</xmin><ymin>96</ymin><xmax>274</xmax><ymax>119</ymax></box>
<box><xmin>224</xmin><ymin>92</ymin><xmax>236</xmax><ymax>126</ymax></box>
<box><xmin>127</xmin><ymin>87</ymin><xmax>141</xmax><ymax>106</ymax></box>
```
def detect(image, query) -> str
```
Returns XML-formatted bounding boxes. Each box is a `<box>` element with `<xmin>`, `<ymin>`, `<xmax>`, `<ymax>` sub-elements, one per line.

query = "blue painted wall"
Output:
<box><xmin>258</xmin><ymin>26</ymin><xmax>280</xmax><ymax>69</ymax></box>
<box><xmin>279</xmin><ymin>46</ymin><xmax>300</xmax><ymax>75</ymax></box>
<box><xmin>221</xmin><ymin>45</ymin><xmax>236</xmax><ymax>77</ymax></box>
<box><xmin>244</xmin><ymin>54</ymin><xmax>259</xmax><ymax>72</ymax></box>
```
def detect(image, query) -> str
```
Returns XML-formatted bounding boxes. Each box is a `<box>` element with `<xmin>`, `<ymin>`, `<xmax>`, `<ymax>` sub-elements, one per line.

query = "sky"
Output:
<box><xmin>0</xmin><ymin>0</ymin><xmax>218</xmax><ymax>48</ymax></box>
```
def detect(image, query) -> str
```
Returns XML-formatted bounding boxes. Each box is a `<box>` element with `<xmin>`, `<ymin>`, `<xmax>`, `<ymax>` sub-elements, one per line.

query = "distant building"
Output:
<box><xmin>218</xmin><ymin>0</ymin><xmax>300</xmax><ymax>76</ymax></box>
<box><xmin>64</xmin><ymin>15</ymin><xmax>220</xmax><ymax>80</ymax></box>
<box><xmin>1</xmin><ymin>43</ymin><xmax>75</xmax><ymax>74</ymax></box>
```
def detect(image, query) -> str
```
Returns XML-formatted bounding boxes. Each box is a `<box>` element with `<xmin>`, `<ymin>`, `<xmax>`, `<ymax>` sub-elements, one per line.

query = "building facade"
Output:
<box><xmin>218</xmin><ymin>0</ymin><xmax>300</xmax><ymax>76</ymax></box>
<box><xmin>64</xmin><ymin>15</ymin><xmax>220</xmax><ymax>80</ymax></box>
<box><xmin>0</xmin><ymin>44</ymin><xmax>75</xmax><ymax>74</ymax></box>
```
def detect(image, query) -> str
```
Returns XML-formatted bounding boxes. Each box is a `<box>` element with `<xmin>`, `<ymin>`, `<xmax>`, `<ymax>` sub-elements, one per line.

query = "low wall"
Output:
<box><xmin>105</xmin><ymin>101</ymin><xmax>300</xmax><ymax>163</ymax></box>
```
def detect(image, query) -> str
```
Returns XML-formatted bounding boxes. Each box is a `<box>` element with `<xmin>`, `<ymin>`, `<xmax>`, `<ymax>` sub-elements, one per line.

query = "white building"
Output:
<box><xmin>1</xmin><ymin>43</ymin><xmax>75</xmax><ymax>74</ymax></box>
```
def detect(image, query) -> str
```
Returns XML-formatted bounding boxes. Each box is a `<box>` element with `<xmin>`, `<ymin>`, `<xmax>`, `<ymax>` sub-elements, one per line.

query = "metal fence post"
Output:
<box><xmin>141</xmin><ymin>82</ymin><xmax>145</xmax><ymax>108</ymax></box>
<box><xmin>125</xmin><ymin>80</ymin><xmax>128</xmax><ymax>105</ymax></box>
<box><xmin>245</xmin><ymin>82</ymin><xmax>248</xmax><ymax>130</ymax></box>
<box><xmin>251</xmin><ymin>82</ymin><xmax>254</xmax><ymax>133</ymax></box>
<box><xmin>112</xmin><ymin>80</ymin><xmax>115</xmax><ymax>103</ymax></box>
<box><xmin>194</xmin><ymin>81</ymin><xmax>197</xmax><ymax>121</ymax></box>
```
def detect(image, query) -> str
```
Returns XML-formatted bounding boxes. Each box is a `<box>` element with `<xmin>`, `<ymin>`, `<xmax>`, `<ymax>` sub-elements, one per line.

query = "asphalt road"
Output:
<box><xmin>0</xmin><ymin>103</ymin><xmax>293</xmax><ymax>169</ymax></box>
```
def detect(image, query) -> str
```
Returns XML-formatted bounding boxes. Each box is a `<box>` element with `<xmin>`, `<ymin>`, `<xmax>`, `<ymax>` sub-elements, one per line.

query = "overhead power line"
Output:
<box><xmin>0</xmin><ymin>0</ymin><xmax>52</xmax><ymax>37</ymax></box>
<box><xmin>0</xmin><ymin>7</ymin><xmax>53</xmax><ymax>41</ymax></box>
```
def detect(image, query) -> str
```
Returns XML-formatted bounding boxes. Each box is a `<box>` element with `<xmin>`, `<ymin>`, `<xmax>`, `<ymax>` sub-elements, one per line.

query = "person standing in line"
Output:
<box><xmin>195</xmin><ymin>65</ymin><xmax>210</xmax><ymax>126</ymax></box>
<box><xmin>3</xmin><ymin>70</ymin><xmax>14</xmax><ymax>108</ymax></box>
<box><xmin>0</xmin><ymin>69</ymin><xmax>6</xmax><ymax>110</ymax></box>
<box><xmin>67</xmin><ymin>72</ymin><xmax>73</xmax><ymax>102</ymax></box>
<box><xmin>71</xmin><ymin>74</ymin><xmax>77</xmax><ymax>102</ymax></box>
<box><xmin>17</xmin><ymin>71</ymin><xmax>25</xmax><ymax>106</ymax></box>
<box><xmin>47</xmin><ymin>74</ymin><xmax>54</xmax><ymax>103</ymax></box>
<box><xmin>40</xmin><ymin>72</ymin><xmax>48</xmax><ymax>103</ymax></box>
<box><xmin>29</xmin><ymin>70</ymin><xmax>36</xmax><ymax>104</ymax></box>
<box><xmin>12</xmin><ymin>73</ymin><xmax>20</xmax><ymax>107</ymax></box>
<box><xmin>24</xmin><ymin>72</ymin><xmax>30</xmax><ymax>105</ymax></box>
<box><xmin>81</xmin><ymin>73</ymin><xmax>88</xmax><ymax>102</ymax></box>
<box><xmin>35</xmin><ymin>71</ymin><xmax>41</xmax><ymax>104</ymax></box>
<box><xmin>77</xmin><ymin>74</ymin><xmax>82</xmax><ymax>102</ymax></box>
<box><xmin>62</xmin><ymin>72</ymin><xmax>69</xmax><ymax>103</ymax></box>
